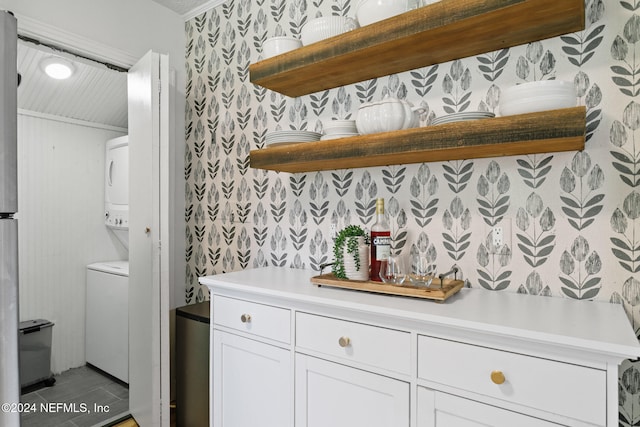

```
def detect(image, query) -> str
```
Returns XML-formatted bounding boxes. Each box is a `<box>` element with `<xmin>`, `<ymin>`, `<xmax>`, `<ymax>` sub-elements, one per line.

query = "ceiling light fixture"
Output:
<box><xmin>40</xmin><ymin>56</ymin><xmax>75</xmax><ymax>80</ymax></box>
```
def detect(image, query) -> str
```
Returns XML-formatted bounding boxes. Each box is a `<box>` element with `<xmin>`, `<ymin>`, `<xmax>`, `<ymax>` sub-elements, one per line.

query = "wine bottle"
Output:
<box><xmin>370</xmin><ymin>198</ymin><xmax>391</xmax><ymax>282</ymax></box>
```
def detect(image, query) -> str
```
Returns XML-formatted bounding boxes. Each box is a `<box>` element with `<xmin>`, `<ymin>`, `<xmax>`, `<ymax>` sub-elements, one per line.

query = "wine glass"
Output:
<box><xmin>409</xmin><ymin>254</ymin><xmax>435</xmax><ymax>287</ymax></box>
<box><xmin>380</xmin><ymin>255</ymin><xmax>406</xmax><ymax>285</ymax></box>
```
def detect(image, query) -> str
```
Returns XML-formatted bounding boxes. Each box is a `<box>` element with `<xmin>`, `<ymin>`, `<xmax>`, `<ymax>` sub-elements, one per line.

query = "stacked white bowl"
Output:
<box><xmin>356</xmin><ymin>0</ymin><xmax>410</xmax><ymax>27</ymax></box>
<box><xmin>262</xmin><ymin>36</ymin><xmax>302</xmax><ymax>59</ymax></box>
<box><xmin>499</xmin><ymin>80</ymin><xmax>576</xmax><ymax>116</ymax></box>
<box><xmin>321</xmin><ymin>119</ymin><xmax>359</xmax><ymax>140</ymax></box>
<box><xmin>301</xmin><ymin>16</ymin><xmax>359</xmax><ymax>46</ymax></box>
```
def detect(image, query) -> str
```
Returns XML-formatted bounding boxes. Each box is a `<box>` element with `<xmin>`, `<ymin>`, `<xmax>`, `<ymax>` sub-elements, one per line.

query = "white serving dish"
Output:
<box><xmin>356</xmin><ymin>97</ymin><xmax>423</xmax><ymax>134</ymax></box>
<box><xmin>301</xmin><ymin>16</ymin><xmax>359</xmax><ymax>46</ymax></box>
<box><xmin>262</xmin><ymin>36</ymin><xmax>302</xmax><ymax>59</ymax></box>
<box><xmin>500</xmin><ymin>97</ymin><xmax>577</xmax><ymax>116</ymax></box>
<box><xmin>501</xmin><ymin>80</ymin><xmax>574</xmax><ymax>98</ymax></box>
<box><xmin>500</xmin><ymin>80</ymin><xmax>576</xmax><ymax>116</ymax></box>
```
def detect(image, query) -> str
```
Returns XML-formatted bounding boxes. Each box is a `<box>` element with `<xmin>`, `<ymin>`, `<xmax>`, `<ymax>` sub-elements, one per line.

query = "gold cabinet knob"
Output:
<box><xmin>338</xmin><ymin>336</ymin><xmax>351</xmax><ymax>348</ymax></box>
<box><xmin>491</xmin><ymin>370</ymin><xmax>506</xmax><ymax>385</ymax></box>
<box><xmin>240</xmin><ymin>314</ymin><xmax>251</xmax><ymax>323</ymax></box>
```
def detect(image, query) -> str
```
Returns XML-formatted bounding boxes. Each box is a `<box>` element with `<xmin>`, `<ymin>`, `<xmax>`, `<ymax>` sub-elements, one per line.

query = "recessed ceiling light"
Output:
<box><xmin>40</xmin><ymin>56</ymin><xmax>75</xmax><ymax>80</ymax></box>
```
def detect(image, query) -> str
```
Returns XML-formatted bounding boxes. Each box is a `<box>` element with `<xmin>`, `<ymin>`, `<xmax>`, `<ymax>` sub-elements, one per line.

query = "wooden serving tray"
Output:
<box><xmin>310</xmin><ymin>273</ymin><xmax>464</xmax><ymax>302</ymax></box>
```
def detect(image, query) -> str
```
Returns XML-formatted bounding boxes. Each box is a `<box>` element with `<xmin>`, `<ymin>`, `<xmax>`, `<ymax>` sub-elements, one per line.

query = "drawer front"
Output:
<box><xmin>417</xmin><ymin>388</ymin><xmax>562</xmax><ymax>427</ymax></box>
<box><xmin>296</xmin><ymin>312</ymin><xmax>411</xmax><ymax>375</ymax></box>
<box><xmin>213</xmin><ymin>295</ymin><xmax>290</xmax><ymax>344</ymax></box>
<box><xmin>417</xmin><ymin>335</ymin><xmax>605</xmax><ymax>426</ymax></box>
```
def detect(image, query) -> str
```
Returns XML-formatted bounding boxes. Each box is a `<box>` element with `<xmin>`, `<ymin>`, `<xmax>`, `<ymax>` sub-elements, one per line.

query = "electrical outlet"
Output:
<box><xmin>487</xmin><ymin>219</ymin><xmax>511</xmax><ymax>250</ymax></box>
<box><xmin>492</xmin><ymin>226</ymin><xmax>503</xmax><ymax>246</ymax></box>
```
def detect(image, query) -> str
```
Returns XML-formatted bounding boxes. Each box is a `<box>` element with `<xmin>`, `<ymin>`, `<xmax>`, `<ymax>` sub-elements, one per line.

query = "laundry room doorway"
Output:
<box><xmin>127</xmin><ymin>49</ymin><xmax>171</xmax><ymax>427</ymax></box>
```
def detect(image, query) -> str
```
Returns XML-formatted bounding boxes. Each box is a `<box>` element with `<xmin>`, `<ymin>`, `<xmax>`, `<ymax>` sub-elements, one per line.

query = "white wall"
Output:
<box><xmin>0</xmin><ymin>0</ymin><xmax>187</xmax><ymax>307</ymax></box>
<box><xmin>17</xmin><ymin>113</ymin><xmax>126</xmax><ymax>373</ymax></box>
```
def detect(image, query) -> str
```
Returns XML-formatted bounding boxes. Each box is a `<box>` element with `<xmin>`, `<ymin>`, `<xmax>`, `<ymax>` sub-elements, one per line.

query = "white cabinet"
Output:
<box><xmin>295</xmin><ymin>354</ymin><xmax>409</xmax><ymax>427</ymax></box>
<box><xmin>417</xmin><ymin>388</ymin><xmax>561</xmax><ymax>427</ymax></box>
<box><xmin>201</xmin><ymin>267</ymin><xmax>640</xmax><ymax>427</ymax></box>
<box><xmin>212</xmin><ymin>331</ymin><xmax>291</xmax><ymax>427</ymax></box>
<box><xmin>211</xmin><ymin>295</ymin><xmax>292</xmax><ymax>427</ymax></box>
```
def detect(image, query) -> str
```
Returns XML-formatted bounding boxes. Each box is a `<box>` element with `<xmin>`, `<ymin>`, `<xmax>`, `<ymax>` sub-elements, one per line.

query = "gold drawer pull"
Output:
<box><xmin>491</xmin><ymin>370</ymin><xmax>506</xmax><ymax>385</ymax></box>
<box><xmin>240</xmin><ymin>314</ymin><xmax>251</xmax><ymax>323</ymax></box>
<box><xmin>338</xmin><ymin>336</ymin><xmax>351</xmax><ymax>348</ymax></box>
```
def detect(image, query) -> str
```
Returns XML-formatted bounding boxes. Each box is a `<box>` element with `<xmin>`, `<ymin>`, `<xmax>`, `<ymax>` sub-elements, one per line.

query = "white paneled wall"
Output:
<box><xmin>17</xmin><ymin>113</ymin><xmax>126</xmax><ymax>374</ymax></box>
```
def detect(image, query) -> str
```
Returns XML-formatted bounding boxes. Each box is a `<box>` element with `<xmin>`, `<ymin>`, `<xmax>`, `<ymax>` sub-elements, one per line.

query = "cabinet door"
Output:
<box><xmin>417</xmin><ymin>387</ymin><xmax>562</xmax><ymax>427</ymax></box>
<box><xmin>295</xmin><ymin>353</ymin><xmax>409</xmax><ymax>427</ymax></box>
<box><xmin>212</xmin><ymin>330</ymin><xmax>291</xmax><ymax>427</ymax></box>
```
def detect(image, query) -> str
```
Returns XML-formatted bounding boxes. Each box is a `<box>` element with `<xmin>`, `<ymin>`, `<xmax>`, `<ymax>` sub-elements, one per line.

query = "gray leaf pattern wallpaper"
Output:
<box><xmin>184</xmin><ymin>0</ymin><xmax>640</xmax><ymax>421</ymax></box>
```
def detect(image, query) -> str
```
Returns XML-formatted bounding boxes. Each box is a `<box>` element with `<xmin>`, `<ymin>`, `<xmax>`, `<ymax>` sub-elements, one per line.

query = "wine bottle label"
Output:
<box><xmin>373</xmin><ymin>236</ymin><xmax>391</xmax><ymax>260</ymax></box>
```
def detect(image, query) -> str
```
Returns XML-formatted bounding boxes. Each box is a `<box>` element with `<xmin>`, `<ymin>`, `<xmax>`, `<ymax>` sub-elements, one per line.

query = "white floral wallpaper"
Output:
<box><xmin>184</xmin><ymin>0</ymin><xmax>640</xmax><ymax>422</ymax></box>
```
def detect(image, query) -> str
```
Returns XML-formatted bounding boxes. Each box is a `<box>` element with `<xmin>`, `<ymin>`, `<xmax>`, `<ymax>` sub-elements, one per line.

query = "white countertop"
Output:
<box><xmin>200</xmin><ymin>266</ymin><xmax>640</xmax><ymax>360</ymax></box>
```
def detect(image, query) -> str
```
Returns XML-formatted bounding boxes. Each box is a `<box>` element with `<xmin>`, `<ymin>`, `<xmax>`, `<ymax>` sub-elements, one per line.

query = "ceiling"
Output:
<box><xmin>14</xmin><ymin>0</ymin><xmax>218</xmax><ymax>130</ymax></box>
<box><xmin>151</xmin><ymin>0</ymin><xmax>215</xmax><ymax>17</ymax></box>
<box><xmin>16</xmin><ymin>39</ymin><xmax>128</xmax><ymax>129</ymax></box>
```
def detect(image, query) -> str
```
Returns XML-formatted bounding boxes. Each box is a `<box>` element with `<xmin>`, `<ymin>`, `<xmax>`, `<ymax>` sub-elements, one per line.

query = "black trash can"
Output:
<box><xmin>176</xmin><ymin>301</ymin><xmax>210</xmax><ymax>427</ymax></box>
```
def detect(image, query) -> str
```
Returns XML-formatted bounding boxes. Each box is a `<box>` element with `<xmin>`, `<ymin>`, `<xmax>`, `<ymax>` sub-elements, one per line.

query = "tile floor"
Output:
<box><xmin>20</xmin><ymin>365</ymin><xmax>129</xmax><ymax>427</ymax></box>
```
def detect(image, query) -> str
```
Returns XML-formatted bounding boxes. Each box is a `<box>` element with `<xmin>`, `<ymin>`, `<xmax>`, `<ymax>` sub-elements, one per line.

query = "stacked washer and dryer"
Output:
<box><xmin>85</xmin><ymin>135</ymin><xmax>129</xmax><ymax>383</ymax></box>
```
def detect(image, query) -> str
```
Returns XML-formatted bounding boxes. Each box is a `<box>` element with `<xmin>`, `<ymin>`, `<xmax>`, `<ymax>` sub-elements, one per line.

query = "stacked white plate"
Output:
<box><xmin>321</xmin><ymin>119</ymin><xmax>359</xmax><ymax>140</ymax></box>
<box><xmin>432</xmin><ymin>111</ymin><xmax>495</xmax><ymax>125</ymax></box>
<box><xmin>265</xmin><ymin>130</ymin><xmax>321</xmax><ymax>147</ymax></box>
<box><xmin>500</xmin><ymin>80</ymin><xmax>576</xmax><ymax>116</ymax></box>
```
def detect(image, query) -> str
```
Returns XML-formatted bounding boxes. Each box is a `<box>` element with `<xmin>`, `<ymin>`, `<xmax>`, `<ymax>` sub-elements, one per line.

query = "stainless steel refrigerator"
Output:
<box><xmin>0</xmin><ymin>9</ymin><xmax>20</xmax><ymax>427</ymax></box>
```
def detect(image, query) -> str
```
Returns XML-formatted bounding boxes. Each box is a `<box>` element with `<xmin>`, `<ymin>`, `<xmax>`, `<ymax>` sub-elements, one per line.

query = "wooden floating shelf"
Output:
<box><xmin>249</xmin><ymin>0</ymin><xmax>585</xmax><ymax>97</ymax></box>
<box><xmin>311</xmin><ymin>273</ymin><xmax>465</xmax><ymax>302</ymax></box>
<box><xmin>250</xmin><ymin>106</ymin><xmax>586</xmax><ymax>173</ymax></box>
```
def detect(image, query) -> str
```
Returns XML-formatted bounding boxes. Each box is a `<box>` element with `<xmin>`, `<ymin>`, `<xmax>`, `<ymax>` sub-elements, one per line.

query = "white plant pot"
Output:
<box><xmin>343</xmin><ymin>236</ymin><xmax>369</xmax><ymax>281</ymax></box>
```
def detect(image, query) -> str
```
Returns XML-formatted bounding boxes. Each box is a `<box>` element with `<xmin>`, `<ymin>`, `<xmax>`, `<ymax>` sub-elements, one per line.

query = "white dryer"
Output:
<box><xmin>104</xmin><ymin>136</ymin><xmax>129</xmax><ymax>250</ymax></box>
<box><xmin>86</xmin><ymin>261</ymin><xmax>129</xmax><ymax>383</ymax></box>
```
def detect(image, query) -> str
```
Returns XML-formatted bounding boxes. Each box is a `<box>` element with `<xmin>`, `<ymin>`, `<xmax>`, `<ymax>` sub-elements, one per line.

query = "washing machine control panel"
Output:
<box><xmin>105</xmin><ymin>209</ymin><xmax>128</xmax><ymax>229</ymax></box>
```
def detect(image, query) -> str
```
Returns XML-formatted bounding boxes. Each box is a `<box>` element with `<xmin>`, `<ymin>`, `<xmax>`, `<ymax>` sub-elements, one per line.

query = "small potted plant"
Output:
<box><xmin>333</xmin><ymin>225</ymin><xmax>369</xmax><ymax>280</ymax></box>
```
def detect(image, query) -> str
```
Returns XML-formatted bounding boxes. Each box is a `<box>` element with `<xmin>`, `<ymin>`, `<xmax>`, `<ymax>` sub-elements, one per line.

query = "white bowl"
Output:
<box><xmin>356</xmin><ymin>0</ymin><xmax>409</xmax><ymax>27</ymax></box>
<box><xmin>301</xmin><ymin>16</ymin><xmax>359</xmax><ymax>46</ymax></box>
<box><xmin>321</xmin><ymin>133</ymin><xmax>359</xmax><ymax>140</ymax></box>
<box><xmin>500</xmin><ymin>97</ymin><xmax>577</xmax><ymax>116</ymax></box>
<box><xmin>323</xmin><ymin>119</ymin><xmax>356</xmax><ymax>128</ymax></box>
<box><xmin>262</xmin><ymin>36</ymin><xmax>302</xmax><ymax>59</ymax></box>
<box><xmin>501</xmin><ymin>80</ymin><xmax>574</xmax><ymax>102</ymax></box>
<box><xmin>501</xmin><ymin>80</ymin><xmax>574</xmax><ymax>94</ymax></box>
<box><xmin>322</xmin><ymin>119</ymin><xmax>357</xmax><ymax>134</ymax></box>
<box><xmin>500</xmin><ymin>80</ymin><xmax>576</xmax><ymax>116</ymax></box>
